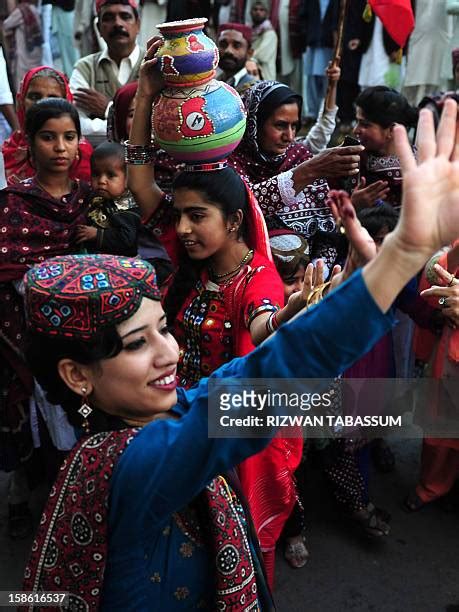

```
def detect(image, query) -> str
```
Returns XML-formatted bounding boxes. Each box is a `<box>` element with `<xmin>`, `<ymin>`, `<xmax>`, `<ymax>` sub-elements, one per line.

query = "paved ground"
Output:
<box><xmin>1</xmin><ymin>437</ymin><xmax>458</xmax><ymax>612</ymax></box>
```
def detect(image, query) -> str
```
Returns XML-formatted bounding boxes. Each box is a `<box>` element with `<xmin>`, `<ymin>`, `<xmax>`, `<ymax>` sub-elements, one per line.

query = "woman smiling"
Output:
<box><xmin>20</xmin><ymin>95</ymin><xmax>459</xmax><ymax>608</ymax></box>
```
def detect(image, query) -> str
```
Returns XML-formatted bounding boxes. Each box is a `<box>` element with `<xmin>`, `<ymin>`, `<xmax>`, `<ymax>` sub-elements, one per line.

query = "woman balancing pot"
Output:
<box><xmin>152</xmin><ymin>18</ymin><xmax>246</xmax><ymax>163</ymax></box>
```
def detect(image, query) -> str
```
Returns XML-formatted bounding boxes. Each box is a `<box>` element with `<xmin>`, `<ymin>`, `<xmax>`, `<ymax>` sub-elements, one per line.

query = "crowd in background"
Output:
<box><xmin>1</xmin><ymin>0</ymin><xmax>459</xmax><ymax>607</ymax></box>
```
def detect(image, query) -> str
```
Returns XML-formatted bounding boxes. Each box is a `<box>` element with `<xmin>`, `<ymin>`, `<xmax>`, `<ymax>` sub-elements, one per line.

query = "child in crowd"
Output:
<box><xmin>269</xmin><ymin>230</ymin><xmax>311</xmax><ymax>302</ymax></box>
<box><xmin>269</xmin><ymin>229</ymin><xmax>311</xmax><ymax>568</ymax></box>
<box><xmin>76</xmin><ymin>142</ymin><xmax>140</xmax><ymax>256</ymax></box>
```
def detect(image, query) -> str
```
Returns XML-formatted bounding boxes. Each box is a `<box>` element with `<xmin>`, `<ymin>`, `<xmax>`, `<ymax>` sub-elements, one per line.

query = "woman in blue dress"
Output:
<box><xmin>21</xmin><ymin>99</ymin><xmax>459</xmax><ymax>610</ymax></box>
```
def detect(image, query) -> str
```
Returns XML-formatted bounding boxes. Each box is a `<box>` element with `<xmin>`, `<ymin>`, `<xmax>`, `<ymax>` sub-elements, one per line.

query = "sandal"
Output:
<box><xmin>8</xmin><ymin>502</ymin><xmax>33</xmax><ymax>539</ymax></box>
<box><xmin>284</xmin><ymin>535</ymin><xmax>309</xmax><ymax>569</ymax></box>
<box><xmin>371</xmin><ymin>440</ymin><xmax>395</xmax><ymax>473</ymax></box>
<box><xmin>402</xmin><ymin>491</ymin><xmax>426</xmax><ymax>513</ymax></box>
<box><xmin>349</xmin><ymin>503</ymin><xmax>390</xmax><ymax>538</ymax></box>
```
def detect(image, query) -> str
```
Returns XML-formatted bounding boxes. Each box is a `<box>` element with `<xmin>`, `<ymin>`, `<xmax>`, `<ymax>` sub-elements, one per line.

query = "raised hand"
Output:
<box><xmin>351</xmin><ymin>177</ymin><xmax>390</xmax><ymax>210</ymax></box>
<box><xmin>284</xmin><ymin>259</ymin><xmax>342</xmax><ymax>317</ymax></box>
<box><xmin>390</xmin><ymin>99</ymin><xmax>459</xmax><ymax>263</ymax></box>
<box><xmin>328</xmin><ymin>189</ymin><xmax>377</xmax><ymax>280</ymax></box>
<box><xmin>137</xmin><ymin>36</ymin><xmax>165</xmax><ymax>99</ymax></box>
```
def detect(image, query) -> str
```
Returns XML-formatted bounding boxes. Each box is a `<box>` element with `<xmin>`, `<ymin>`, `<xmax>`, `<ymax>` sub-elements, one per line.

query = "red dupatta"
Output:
<box><xmin>2</xmin><ymin>66</ymin><xmax>93</xmax><ymax>185</ymax></box>
<box><xmin>223</xmin><ymin>187</ymin><xmax>302</xmax><ymax>590</ymax></box>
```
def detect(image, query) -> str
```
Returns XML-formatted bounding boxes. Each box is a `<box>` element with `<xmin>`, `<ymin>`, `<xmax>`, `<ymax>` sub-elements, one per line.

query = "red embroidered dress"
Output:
<box><xmin>175</xmin><ymin>251</ymin><xmax>283</xmax><ymax>387</ymax></box>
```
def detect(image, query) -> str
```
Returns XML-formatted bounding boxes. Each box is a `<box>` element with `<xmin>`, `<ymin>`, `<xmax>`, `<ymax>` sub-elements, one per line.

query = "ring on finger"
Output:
<box><xmin>439</xmin><ymin>296</ymin><xmax>448</xmax><ymax>307</ymax></box>
<box><xmin>335</xmin><ymin>218</ymin><xmax>346</xmax><ymax>235</ymax></box>
<box><xmin>448</xmin><ymin>275</ymin><xmax>457</xmax><ymax>287</ymax></box>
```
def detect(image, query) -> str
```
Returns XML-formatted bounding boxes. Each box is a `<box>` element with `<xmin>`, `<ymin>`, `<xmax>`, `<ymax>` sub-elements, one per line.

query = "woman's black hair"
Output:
<box><xmin>26</xmin><ymin>327</ymin><xmax>123</xmax><ymax>429</ymax></box>
<box><xmin>258</xmin><ymin>86</ymin><xmax>302</xmax><ymax>132</ymax></box>
<box><xmin>24</xmin><ymin>98</ymin><xmax>81</xmax><ymax>141</ymax></box>
<box><xmin>355</xmin><ymin>86</ymin><xmax>418</xmax><ymax>129</ymax></box>
<box><xmin>358</xmin><ymin>203</ymin><xmax>399</xmax><ymax>238</ymax></box>
<box><xmin>164</xmin><ymin>167</ymin><xmax>249</xmax><ymax>325</ymax></box>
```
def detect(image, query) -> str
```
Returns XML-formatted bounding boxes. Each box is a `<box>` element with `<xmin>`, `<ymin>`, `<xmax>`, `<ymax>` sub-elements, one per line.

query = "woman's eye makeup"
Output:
<box><xmin>123</xmin><ymin>337</ymin><xmax>146</xmax><ymax>351</ymax></box>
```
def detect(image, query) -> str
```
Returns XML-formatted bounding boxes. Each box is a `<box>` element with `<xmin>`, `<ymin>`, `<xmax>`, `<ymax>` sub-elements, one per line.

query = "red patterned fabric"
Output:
<box><xmin>0</xmin><ymin>179</ymin><xmax>89</xmax><ymax>469</ymax></box>
<box><xmin>175</xmin><ymin>251</ymin><xmax>282</xmax><ymax>387</ymax></box>
<box><xmin>23</xmin><ymin>433</ymin><xmax>260</xmax><ymax>610</ymax></box>
<box><xmin>200</xmin><ymin>475</ymin><xmax>259</xmax><ymax>608</ymax></box>
<box><xmin>2</xmin><ymin>66</ymin><xmax>93</xmax><ymax>185</ymax></box>
<box><xmin>229</xmin><ymin>81</ymin><xmax>333</xmax><ymax>238</ymax></box>
<box><xmin>0</xmin><ymin>178</ymin><xmax>90</xmax><ymax>281</ymax></box>
<box><xmin>22</xmin><ymin>430</ymin><xmax>139</xmax><ymax>612</ymax></box>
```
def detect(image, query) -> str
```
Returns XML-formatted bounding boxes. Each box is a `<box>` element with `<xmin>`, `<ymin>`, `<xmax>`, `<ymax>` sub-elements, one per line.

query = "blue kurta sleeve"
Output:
<box><xmin>109</xmin><ymin>270</ymin><xmax>394</xmax><ymax>532</ymax></box>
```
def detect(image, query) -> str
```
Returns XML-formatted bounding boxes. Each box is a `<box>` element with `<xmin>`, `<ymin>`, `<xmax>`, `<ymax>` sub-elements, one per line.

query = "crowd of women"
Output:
<box><xmin>1</xmin><ymin>32</ymin><xmax>459</xmax><ymax>611</ymax></box>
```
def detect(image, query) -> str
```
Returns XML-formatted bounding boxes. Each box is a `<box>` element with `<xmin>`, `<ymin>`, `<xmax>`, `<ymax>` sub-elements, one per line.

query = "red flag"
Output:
<box><xmin>368</xmin><ymin>0</ymin><xmax>415</xmax><ymax>48</ymax></box>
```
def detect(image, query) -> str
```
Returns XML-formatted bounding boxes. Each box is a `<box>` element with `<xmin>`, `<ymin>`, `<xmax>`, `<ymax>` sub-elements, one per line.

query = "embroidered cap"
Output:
<box><xmin>24</xmin><ymin>254</ymin><xmax>160</xmax><ymax>339</ymax></box>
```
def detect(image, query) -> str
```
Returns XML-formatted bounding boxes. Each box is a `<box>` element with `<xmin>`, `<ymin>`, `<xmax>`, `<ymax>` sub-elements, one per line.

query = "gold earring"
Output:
<box><xmin>78</xmin><ymin>386</ymin><xmax>92</xmax><ymax>434</ymax></box>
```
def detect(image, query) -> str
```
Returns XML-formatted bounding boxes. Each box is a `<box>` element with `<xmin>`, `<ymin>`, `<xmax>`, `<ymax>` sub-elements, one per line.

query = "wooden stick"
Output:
<box><xmin>324</xmin><ymin>0</ymin><xmax>349</xmax><ymax>110</ymax></box>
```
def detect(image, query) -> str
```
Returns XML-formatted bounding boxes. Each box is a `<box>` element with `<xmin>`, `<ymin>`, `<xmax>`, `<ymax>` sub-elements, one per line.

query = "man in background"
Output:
<box><xmin>70</xmin><ymin>0</ymin><xmax>142</xmax><ymax>143</ymax></box>
<box><xmin>250</xmin><ymin>1</ymin><xmax>277</xmax><ymax>81</ymax></box>
<box><xmin>216</xmin><ymin>22</ymin><xmax>258</xmax><ymax>94</ymax></box>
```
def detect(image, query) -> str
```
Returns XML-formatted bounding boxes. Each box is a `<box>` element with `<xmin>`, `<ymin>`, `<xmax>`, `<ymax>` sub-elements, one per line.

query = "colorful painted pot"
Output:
<box><xmin>152</xmin><ymin>79</ymin><xmax>247</xmax><ymax>163</ymax></box>
<box><xmin>155</xmin><ymin>18</ymin><xmax>219</xmax><ymax>87</ymax></box>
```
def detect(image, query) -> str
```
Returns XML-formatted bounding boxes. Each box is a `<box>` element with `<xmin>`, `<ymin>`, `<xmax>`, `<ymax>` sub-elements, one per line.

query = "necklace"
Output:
<box><xmin>210</xmin><ymin>249</ymin><xmax>254</xmax><ymax>281</ymax></box>
<box><xmin>35</xmin><ymin>176</ymin><xmax>72</xmax><ymax>198</ymax></box>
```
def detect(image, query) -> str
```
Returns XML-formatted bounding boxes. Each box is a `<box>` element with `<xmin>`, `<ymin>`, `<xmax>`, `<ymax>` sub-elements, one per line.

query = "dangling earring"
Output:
<box><xmin>75</xmin><ymin>148</ymin><xmax>81</xmax><ymax>162</ymax></box>
<box><xmin>78</xmin><ymin>386</ymin><xmax>92</xmax><ymax>434</ymax></box>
